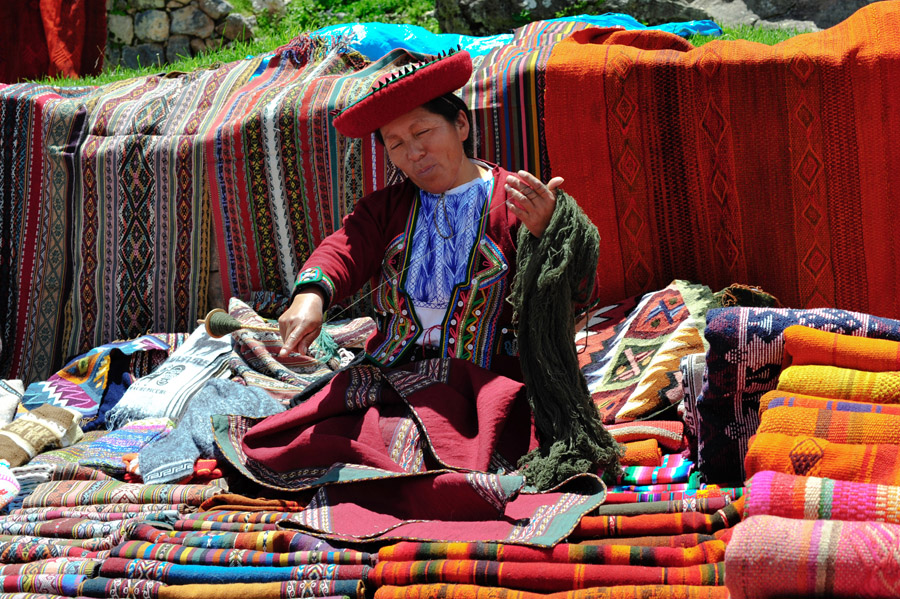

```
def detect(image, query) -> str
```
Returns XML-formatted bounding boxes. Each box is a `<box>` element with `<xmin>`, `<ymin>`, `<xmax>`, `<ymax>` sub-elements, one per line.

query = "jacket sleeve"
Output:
<box><xmin>292</xmin><ymin>184</ymin><xmax>410</xmax><ymax>309</ymax></box>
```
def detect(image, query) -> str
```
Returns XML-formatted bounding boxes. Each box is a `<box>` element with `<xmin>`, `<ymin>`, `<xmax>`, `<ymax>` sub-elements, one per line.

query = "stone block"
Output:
<box><xmin>167</xmin><ymin>35</ymin><xmax>193</xmax><ymax>62</ymax></box>
<box><xmin>120</xmin><ymin>43</ymin><xmax>164</xmax><ymax>69</ymax></box>
<box><xmin>170</xmin><ymin>6</ymin><xmax>215</xmax><ymax>38</ymax></box>
<box><xmin>134</xmin><ymin>9</ymin><xmax>170</xmax><ymax>43</ymax></box>
<box><xmin>133</xmin><ymin>0</ymin><xmax>165</xmax><ymax>8</ymax></box>
<box><xmin>199</xmin><ymin>0</ymin><xmax>234</xmax><ymax>20</ymax></box>
<box><xmin>223</xmin><ymin>12</ymin><xmax>253</xmax><ymax>41</ymax></box>
<box><xmin>108</xmin><ymin>13</ymin><xmax>134</xmax><ymax>46</ymax></box>
<box><xmin>190</xmin><ymin>37</ymin><xmax>208</xmax><ymax>55</ymax></box>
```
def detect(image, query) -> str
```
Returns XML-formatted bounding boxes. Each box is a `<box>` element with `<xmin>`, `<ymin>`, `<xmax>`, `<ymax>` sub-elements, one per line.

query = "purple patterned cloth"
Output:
<box><xmin>698</xmin><ymin>307</ymin><xmax>900</xmax><ymax>484</ymax></box>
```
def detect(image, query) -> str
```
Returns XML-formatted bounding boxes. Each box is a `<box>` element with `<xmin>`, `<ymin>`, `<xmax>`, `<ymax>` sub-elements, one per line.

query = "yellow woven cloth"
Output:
<box><xmin>777</xmin><ymin>364</ymin><xmax>900</xmax><ymax>403</ymax></box>
<box><xmin>745</xmin><ymin>432</ymin><xmax>900</xmax><ymax>485</ymax></box>
<box><xmin>783</xmin><ymin>325</ymin><xmax>900</xmax><ymax>371</ymax></box>
<box><xmin>757</xmin><ymin>405</ymin><xmax>900</xmax><ymax>444</ymax></box>
<box><xmin>757</xmin><ymin>390</ymin><xmax>900</xmax><ymax>414</ymax></box>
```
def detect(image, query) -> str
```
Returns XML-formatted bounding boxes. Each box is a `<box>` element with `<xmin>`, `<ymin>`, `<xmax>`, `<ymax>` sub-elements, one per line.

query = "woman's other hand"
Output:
<box><xmin>277</xmin><ymin>288</ymin><xmax>325</xmax><ymax>358</ymax></box>
<box><xmin>504</xmin><ymin>170</ymin><xmax>564</xmax><ymax>238</ymax></box>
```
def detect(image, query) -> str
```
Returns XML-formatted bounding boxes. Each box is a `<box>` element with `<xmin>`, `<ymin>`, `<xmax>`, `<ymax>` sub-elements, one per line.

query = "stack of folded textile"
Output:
<box><xmin>726</xmin><ymin>326</ymin><xmax>900</xmax><ymax>598</ymax></box>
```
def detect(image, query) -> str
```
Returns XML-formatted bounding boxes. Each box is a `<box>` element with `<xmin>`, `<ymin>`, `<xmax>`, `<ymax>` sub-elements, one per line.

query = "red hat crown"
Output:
<box><xmin>332</xmin><ymin>47</ymin><xmax>473</xmax><ymax>139</ymax></box>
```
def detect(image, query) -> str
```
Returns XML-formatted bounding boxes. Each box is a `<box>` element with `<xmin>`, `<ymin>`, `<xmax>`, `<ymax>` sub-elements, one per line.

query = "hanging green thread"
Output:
<box><xmin>509</xmin><ymin>190</ymin><xmax>623</xmax><ymax>491</ymax></box>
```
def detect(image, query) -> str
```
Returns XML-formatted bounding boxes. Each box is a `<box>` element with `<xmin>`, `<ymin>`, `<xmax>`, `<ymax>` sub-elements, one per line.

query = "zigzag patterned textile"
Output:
<box><xmin>373</xmin><ymin>584</ymin><xmax>729</xmax><ymax>599</ymax></box>
<box><xmin>544</xmin><ymin>2</ymin><xmax>900</xmax><ymax>317</ymax></box>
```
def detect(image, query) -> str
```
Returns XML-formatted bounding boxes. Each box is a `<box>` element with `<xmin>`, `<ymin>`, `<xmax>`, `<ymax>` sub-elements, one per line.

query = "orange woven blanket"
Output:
<box><xmin>745</xmin><ymin>433</ymin><xmax>900</xmax><ymax>484</ymax></box>
<box><xmin>544</xmin><ymin>3</ymin><xmax>900</xmax><ymax>317</ymax></box>
<box><xmin>777</xmin><ymin>364</ymin><xmax>900</xmax><ymax>402</ymax></box>
<box><xmin>758</xmin><ymin>390</ymin><xmax>900</xmax><ymax>415</ymax></box>
<box><xmin>757</xmin><ymin>405</ymin><xmax>900</xmax><ymax>444</ymax></box>
<box><xmin>783</xmin><ymin>325</ymin><xmax>900</xmax><ymax>370</ymax></box>
<box><xmin>621</xmin><ymin>439</ymin><xmax>662</xmax><ymax>467</ymax></box>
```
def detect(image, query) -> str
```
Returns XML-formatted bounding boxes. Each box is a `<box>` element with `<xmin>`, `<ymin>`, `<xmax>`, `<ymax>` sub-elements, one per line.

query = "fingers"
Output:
<box><xmin>278</xmin><ymin>323</ymin><xmax>321</xmax><ymax>358</ymax></box>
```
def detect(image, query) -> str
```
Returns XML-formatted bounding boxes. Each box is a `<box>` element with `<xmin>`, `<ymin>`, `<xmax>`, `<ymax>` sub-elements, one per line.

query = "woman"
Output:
<box><xmin>276</xmin><ymin>49</ymin><xmax>593</xmax><ymax>381</ymax></box>
<box><xmin>235</xmin><ymin>49</ymin><xmax>616</xmax><ymax>497</ymax></box>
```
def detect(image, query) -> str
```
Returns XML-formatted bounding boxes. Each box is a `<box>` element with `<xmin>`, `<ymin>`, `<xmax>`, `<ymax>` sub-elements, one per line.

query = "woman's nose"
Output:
<box><xmin>407</xmin><ymin>140</ymin><xmax>426</xmax><ymax>161</ymax></box>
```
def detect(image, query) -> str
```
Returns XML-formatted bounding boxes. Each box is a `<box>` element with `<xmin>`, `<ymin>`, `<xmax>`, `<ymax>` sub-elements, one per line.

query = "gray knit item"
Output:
<box><xmin>139</xmin><ymin>379</ymin><xmax>285</xmax><ymax>484</ymax></box>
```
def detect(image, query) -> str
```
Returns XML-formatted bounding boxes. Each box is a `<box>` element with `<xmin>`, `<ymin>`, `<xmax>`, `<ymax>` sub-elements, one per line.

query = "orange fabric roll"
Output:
<box><xmin>621</xmin><ymin>439</ymin><xmax>662</xmax><ymax>467</ymax></box>
<box><xmin>757</xmin><ymin>390</ymin><xmax>900</xmax><ymax>415</ymax></box>
<box><xmin>757</xmin><ymin>406</ymin><xmax>900</xmax><ymax>444</ymax></box>
<box><xmin>374</xmin><ymin>583</ymin><xmax>730</xmax><ymax>599</ymax></box>
<box><xmin>776</xmin><ymin>365</ymin><xmax>900</xmax><ymax>403</ymax></box>
<box><xmin>783</xmin><ymin>325</ymin><xmax>900</xmax><ymax>371</ymax></box>
<box><xmin>744</xmin><ymin>433</ymin><xmax>900</xmax><ymax>485</ymax></box>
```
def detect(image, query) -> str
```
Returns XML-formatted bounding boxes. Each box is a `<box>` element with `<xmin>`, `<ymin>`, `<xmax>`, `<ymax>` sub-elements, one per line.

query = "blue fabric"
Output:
<box><xmin>310</xmin><ymin>15</ymin><xmax>722</xmax><ymax>60</ymax></box>
<box><xmin>405</xmin><ymin>178</ymin><xmax>491</xmax><ymax>309</ymax></box>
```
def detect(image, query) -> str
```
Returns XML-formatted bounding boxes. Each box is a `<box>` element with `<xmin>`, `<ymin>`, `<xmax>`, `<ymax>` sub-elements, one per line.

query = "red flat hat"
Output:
<box><xmin>333</xmin><ymin>49</ymin><xmax>473</xmax><ymax>138</ymax></box>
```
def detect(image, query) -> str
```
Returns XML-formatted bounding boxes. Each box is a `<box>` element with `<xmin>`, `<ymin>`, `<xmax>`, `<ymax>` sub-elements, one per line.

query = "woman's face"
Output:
<box><xmin>379</xmin><ymin>106</ymin><xmax>472</xmax><ymax>194</ymax></box>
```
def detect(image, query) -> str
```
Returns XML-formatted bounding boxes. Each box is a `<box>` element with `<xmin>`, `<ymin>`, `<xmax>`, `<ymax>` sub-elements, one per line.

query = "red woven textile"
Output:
<box><xmin>544</xmin><ymin>3</ymin><xmax>900</xmax><ymax>317</ymax></box>
<box><xmin>368</xmin><ymin>560</ymin><xmax>724</xmax><ymax>591</ymax></box>
<box><xmin>374</xmin><ymin>584</ymin><xmax>729</xmax><ymax>599</ymax></box>
<box><xmin>571</xmin><ymin>501</ymin><xmax>742</xmax><ymax>539</ymax></box>
<box><xmin>377</xmin><ymin>540</ymin><xmax>725</xmax><ymax>567</ymax></box>
<box><xmin>0</xmin><ymin>0</ymin><xmax>105</xmax><ymax>82</ymax></box>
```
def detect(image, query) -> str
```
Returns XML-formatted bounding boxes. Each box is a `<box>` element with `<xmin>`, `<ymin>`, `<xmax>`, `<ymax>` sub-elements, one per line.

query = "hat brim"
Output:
<box><xmin>333</xmin><ymin>50</ymin><xmax>473</xmax><ymax>139</ymax></box>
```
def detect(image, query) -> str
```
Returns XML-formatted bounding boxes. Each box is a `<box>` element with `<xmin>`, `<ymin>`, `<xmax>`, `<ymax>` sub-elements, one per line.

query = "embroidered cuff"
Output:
<box><xmin>292</xmin><ymin>267</ymin><xmax>335</xmax><ymax>306</ymax></box>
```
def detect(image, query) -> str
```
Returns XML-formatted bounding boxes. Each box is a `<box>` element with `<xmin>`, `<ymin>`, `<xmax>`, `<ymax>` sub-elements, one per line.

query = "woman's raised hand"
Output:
<box><xmin>504</xmin><ymin>170</ymin><xmax>564</xmax><ymax>238</ymax></box>
<box><xmin>277</xmin><ymin>289</ymin><xmax>325</xmax><ymax>358</ymax></box>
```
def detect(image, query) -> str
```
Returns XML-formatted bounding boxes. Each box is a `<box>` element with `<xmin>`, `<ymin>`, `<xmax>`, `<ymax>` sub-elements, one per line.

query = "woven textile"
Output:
<box><xmin>368</xmin><ymin>560</ymin><xmax>724</xmax><ymax>591</ymax></box>
<box><xmin>20</xmin><ymin>336</ymin><xmax>171</xmax><ymax>431</ymax></box>
<box><xmin>545</xmin><ymin>2</ymin><xmax>900</xmax><ymax>319</ymax></box>
<box><xmin>744</xmin><ymin>433</ymin><xmax>900</xmax><ymax>484</ymax></box>
<box><xmin>621</xmin><ymin>440</ymin><xmax>661</xmax><ymax>467</ymax></box>
<box><xmin>581</xmin><ymin>281</ymin><xmax>714</xmax><ymax>423</ymax></box>
<box><xmin>21</xmin><ymin>479</ymin><xmax>225</xmax><ymax>508</ymax></box>
<box><xmin>377</xmin><ymin>541</ymin><xmax>724</xmax><ymax>567</ymax></box>
<box><xmin>743</xmin><ymin>470</ymin><xmax>900</xmax><ymax>523</ymax></box>
<box><xmin>725</xmin><ymin>515</ymin><xmax>900</xmax><ymax>599</ymax></box>
<box><xmin>0</xmin><ymin>0</ymin><xmax>105</xmax><ymax>81</ymax></box>
<box><xmin>156</xmin><ymin>581</ymin><xmax>362</xmax><ymax>599</ymax></box>
<box><xmin>0</xmin><ymin>405</ymin><xmax>82</xmax><ymax>467</ymax></box>
<box><xmin>0</xmin><ymin>462</ymin><xmax>19</xmax><ymax>511</ymax></box>
<box><xmin>125</xmin><ymin>526</ymin><xmax>333</xmax><ymax>553</ymax></box>
<box><xmin>698</xmin><ymin>306</ymin><xmax>900</xmax><ymax>483</ymax></box>
<box><xmin>0</xmin><ymin>381</ymin><xmax>23</xmax><ymax>426</ymax></box>
<box><xmin>606</xmin><ymin>421</ymin><xmax>684</xmax><ymax>452</ymax></box>
<box><xmin>783</xmin><ymin>324</ymin><xmax>900</xmax><ymax>370</ymax></box>
<box><xmin>605</xmin><ymin>488</ymin><xmax>743</xmax><ymax>505</ymax></box>
<box><xmin>106</xmin><ymin>326</ymin><xmax>232</xmax><ymax>430</ymax></box>
<box><xmin>110</xmin><ymin>540</ymin><xmax>370</xmax><ymax>567</ymax></box>
<box><xmin>777</xmin><ymin>364</ymin><xmax>900</xmax><ymax>402</ymax></box>
<box><xmin>98</xmin><ymin>557</ymin><xmax>368</xmax><ymax>585</ymax></box>
<box><xmin>0</xmin><ymin>558</ymin><xmax>99</xmax><ymax>575</ymax></box>
<box><xmin>756</xmin><ymin>405</ymin><xmax>900</xmax><ymax>443</ymax></box>
<box><xmin>0</xmin><ymin>574</ymin><xmax>86</xmax><ymax>594</ymax></box>
<box><xmin>198</xmin><ymin>493</ymin><xmax>304</xmax><ymax>513</ymax></box>
<box><xmin>226</xmin><ymin>298</ymin><xmax>371</xmax><ymax>401</ymax></box>
<box><xmin>31</xmin><ymin>418</ymin><xmax>173</xmax><ymax>475</ymax></box>
<box><xmin>373</xmin><ymin>584</ymin><xmax>729</xmax><ymax>599</ymax></box>
<box><xmin>618</xmin><ymin>456</ymin><xmax>693</xmax><ymax>486</ymax></box>
<box><xmin>759</xmin><ymin>391</ymin><xmax>900</xmax><ymax>415</ymax></box>
<box><xmin>571</xmin><ymin>502</ymin><xmax>741</xmax><ymax>540</ymax></box>
<box><xmin>138</xmin><ymin>378</ymin><xmax>284</xmax><ymax>484</ymax></box>
<box><xmin>594</xmin><ymin>497</ymin><xmax>731</xmax><ymax>517</ymax></box>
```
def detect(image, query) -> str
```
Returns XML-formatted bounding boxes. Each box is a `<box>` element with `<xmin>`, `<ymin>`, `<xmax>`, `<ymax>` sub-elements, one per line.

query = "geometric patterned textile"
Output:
<box><xmin>581</xmin><ymin>281</ymin><xmax>715</xmax><ymax>423</ymax></box>
<box><xmin>725</xmin><ymin>515</ymin><xmax>900</xmax><ymax>599</ymax></box>
<box><xmin>545</xmin><ymin>2</ymin><xmax>900</xmax><ymax>319</ymax></box>
<box><xmin>698</xmin><ymin>306</ymin><xmax>900</xmax><ymax>484</ymax></box>
<box><xmin>373</xmin><ymin>585</ymin><xmax>730</xmax><ymax>599</ymax></box>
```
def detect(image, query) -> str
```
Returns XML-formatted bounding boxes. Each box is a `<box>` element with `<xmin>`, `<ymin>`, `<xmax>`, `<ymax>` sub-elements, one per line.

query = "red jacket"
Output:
<box><xmin>295</xmin><ymin>164</ymin><xmax>596</xmax><ymax>381</ymax></box>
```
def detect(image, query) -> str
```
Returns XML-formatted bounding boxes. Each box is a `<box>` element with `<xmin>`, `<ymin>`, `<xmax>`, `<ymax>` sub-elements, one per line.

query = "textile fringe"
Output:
<box><xmin>510</xmin><ymin>190</ymin><xmax>623</xmax><ymax>490</ymax></box>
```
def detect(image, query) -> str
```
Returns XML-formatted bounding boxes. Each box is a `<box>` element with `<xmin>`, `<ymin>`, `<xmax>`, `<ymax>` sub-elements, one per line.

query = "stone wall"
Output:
<box><xmin>105</xmin><ymin>0</ymin><xmax>257</xmax><ymax>69</ymax></box>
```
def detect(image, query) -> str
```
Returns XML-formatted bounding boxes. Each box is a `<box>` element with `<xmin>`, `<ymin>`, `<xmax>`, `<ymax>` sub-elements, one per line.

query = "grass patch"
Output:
<box><xmin>35</xmin><ymin>2</ymin><xmax>803</xmax><ymax>87</ymax></box>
